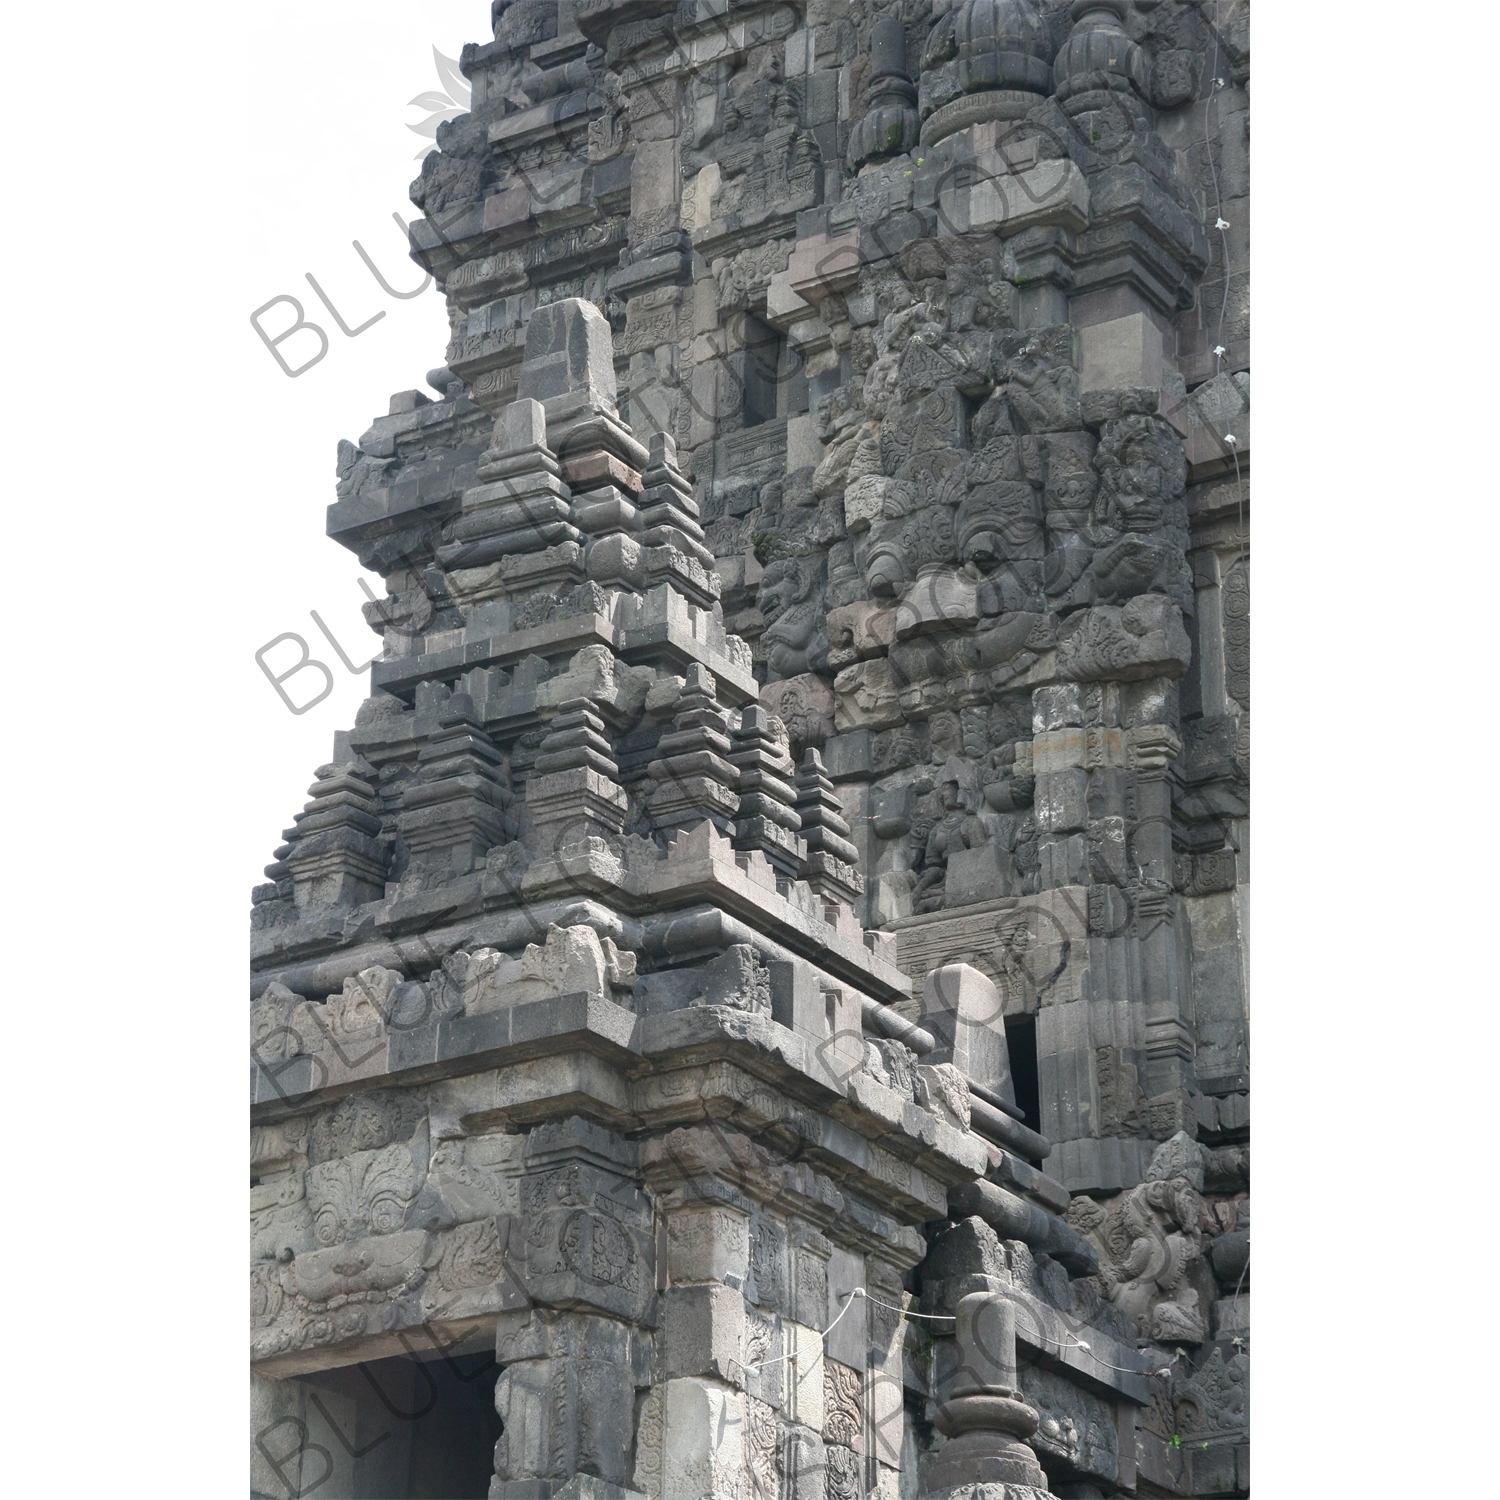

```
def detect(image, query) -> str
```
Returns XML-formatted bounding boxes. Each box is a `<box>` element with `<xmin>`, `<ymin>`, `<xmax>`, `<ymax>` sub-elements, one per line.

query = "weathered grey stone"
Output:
<box><xmin>253</xmin><ymin>6</ymin><xmax>1251</xmax><ymax>1492</ymax></box>
<box><xmin>920</xmin><ymin>964</ymin><xmax>1017</xmax><ymax>1108</ymax></box>
<box><xmin>926</xmin><ymin>1291</ymin><xmax>1047</xmax><ymax>1491</ymax></box>
<box><xmin>660</xmin><ymin>1283</ymin><xmax>746</xmax><ymax>1382</ymax></box>
<box><xmin>519</xmin><ymin>298</ymin><xmax>619</xmax><ymax>412</ymax></box>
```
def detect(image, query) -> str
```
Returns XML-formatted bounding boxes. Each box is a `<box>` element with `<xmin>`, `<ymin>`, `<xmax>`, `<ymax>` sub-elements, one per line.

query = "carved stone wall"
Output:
<box><xmin>252</xmin><ymin>3</ymin><xmax>1249</xmax><ymax>1496</ymax></box>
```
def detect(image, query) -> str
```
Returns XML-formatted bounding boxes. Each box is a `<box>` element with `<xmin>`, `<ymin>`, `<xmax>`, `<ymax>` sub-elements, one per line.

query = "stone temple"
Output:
<box><xmin>249</xmin><ymin>2</ymin><xmax>1249</xmax><ymax>1496</ymax></box>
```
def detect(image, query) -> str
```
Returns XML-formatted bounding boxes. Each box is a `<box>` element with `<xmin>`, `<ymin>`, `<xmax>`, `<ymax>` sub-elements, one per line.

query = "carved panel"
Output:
<box><xmin>823</xmin><ymin>1359</ymin><xmax>863</xmax><ymax>1450</ymax></box>
<box><xmin>1222</xmin><ymin>557</ymin><xmax>1249</xmax><ymax>708</ymax></box>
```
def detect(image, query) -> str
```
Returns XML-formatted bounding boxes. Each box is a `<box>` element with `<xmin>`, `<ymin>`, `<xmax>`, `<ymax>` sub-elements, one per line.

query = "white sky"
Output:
<box><xmin>244</xmin><ymin>1</ymin><xmax>483</xmax><ymax>886</ymax></box>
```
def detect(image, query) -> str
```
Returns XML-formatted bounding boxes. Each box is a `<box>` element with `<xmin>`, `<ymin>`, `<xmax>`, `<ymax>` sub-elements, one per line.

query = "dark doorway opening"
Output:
<box><xmin>741</xmin><ymin>312</ymin><xmax>783</xmax><ymax>427</ymax></box>
<box><xmin>292</xmin><ymin>1346</ymin><xmax>500</xmax><ymax>1498</ymax></box>
<box><xmin>1004</xmin><ymin>1013</ymin><xmax>1042</xmax><ymax>1136</ymax></box>
<box><xmin>957</xmin><ymin>389</ymin><xmax>985</xmax><ymax>449</ymax></box>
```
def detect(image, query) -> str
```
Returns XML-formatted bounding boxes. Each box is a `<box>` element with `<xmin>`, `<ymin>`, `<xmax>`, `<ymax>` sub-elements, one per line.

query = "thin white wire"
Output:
<box><xmin>734</xmin><ymin>1286</ymin><xmax>867</xmax><ymax>1374</ymax></box>
<box><xmin>735</xmin><ymin>1342</ymin><xmax>801</xmax><ymax>1375</ymax></box>
<box><xmin>864</xmin><ymin>1290</ymin><xmax>1173</xmax><ymax>1380</ymax></box>
<box><xmin>735</xmin><ymin>1286</ymin><xmax>961</xmax><ymax>1376</ymax></box>
<box><xmin>1225</xmin><ymin>437</ymin><xmax>1247</xmax><ymax>572</ymax></box>
<box><xmin>734</xmin><ymin>1286</ymin><xmax>1182</xmax><ymax>1385</ymax></box>
<box><xmin>1196</xmin><ymin>12</ymin><xmax>1249</xmax><ymax>593</ymax></box>
<box><xmin>1200</xmin><ymin>12</ymin><xmax>1230</xmax><ymax>378</ymax></box>
<box><xmin>1037</xmin><ymin>1332</ymin><xmax>1179</xmax><ymax>1380</ymax></box>
<box><xmin>856</xmin><ymin>1288</ymin><xmax>955</xmax><ymax>1322</ymax></box>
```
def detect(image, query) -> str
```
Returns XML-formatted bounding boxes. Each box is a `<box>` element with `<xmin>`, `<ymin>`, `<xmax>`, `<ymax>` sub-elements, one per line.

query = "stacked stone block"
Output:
<box><xmin>251</xmin><ymin>3</ymin><xmax>1251</xmax><ymax>1495</ymax></box>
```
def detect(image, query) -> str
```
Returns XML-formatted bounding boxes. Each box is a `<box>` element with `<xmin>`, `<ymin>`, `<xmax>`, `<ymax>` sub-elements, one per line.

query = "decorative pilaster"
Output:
<box><xmin>1129</xmin><ymin>722</ymin><xmax>1195</xmax><ymax>1109</ymax></box>
<box><xmin>519</xmin><ymin>291</ymin><xmax>648</xmax><ymax>540</ymax></box>
<box><xmin>638</xmin><ymin>431</ymin><xmax>714</xmax><ymax>569</ymax></box>
<box><xmin>493</xmin><ymin>1120</ymin><xmax>654</xmax><ymax>1500</ymax></box>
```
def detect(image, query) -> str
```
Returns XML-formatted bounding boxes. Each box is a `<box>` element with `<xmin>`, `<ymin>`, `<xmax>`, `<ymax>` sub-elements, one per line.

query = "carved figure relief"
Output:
<box><xmin>758</xmin><ymin>557</ymin><xmax>831</xmax><ymax>679</ymax></box>
<box><xmin>306</xmin><ymin>1142</ymin><xmax>420</xmax><ymax>1246</ymax></box>
<box><xmin>909</xmin><ymin>761</ymin><xmax>988</xmax><ymax>913</ymax></box>
<box><xmin>1090</xmin><ymin>1132</ymin><xmax>1217</xmax><ymax>1345</ymax></box>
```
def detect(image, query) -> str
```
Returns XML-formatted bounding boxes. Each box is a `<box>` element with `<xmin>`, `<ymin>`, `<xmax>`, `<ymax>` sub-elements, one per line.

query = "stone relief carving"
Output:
<box><xmin>1175</xmin><ymin>1345</ymin><xmax>1249</xmax><ymax>1439</ymax></box>
<box><xmin>307</xmin><ymin>1141</ymin><xmax>421</xmax><ymax>1245</ymax></box>
<box><xmin>1222</xmin><ymin>557</ymin><xmax>1250</xmax><ymax>709</ymax></box>
<box><xmin>254</xmin><ymin>6</ymin><xmax>1250</xmax><ymax>1493</ymax></box>
<box><xmin>1071</xmin><ymin>1131</ymin><xmax>1221</xmax><ymax>1346</ymax></box>
<box><xmin>759</xmin><ymin>556</ymin><xmax>832</xmax><ymax>680</ymax></box>
<box><xmin>1021</xmin><ymin>1362</ymin><xmax>1119</xmax><ymax>1485</ymax></box>
<box><xmin>823</xmin><ymin>1358</ymin><xmax>863</xmax><ymax>1450</ymax></box>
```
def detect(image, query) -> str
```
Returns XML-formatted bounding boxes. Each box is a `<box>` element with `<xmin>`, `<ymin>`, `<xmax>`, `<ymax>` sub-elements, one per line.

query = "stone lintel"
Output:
<box><xmin>253</xmin><ymin>1312</ymin><xmax>497</xmax><ymax>1380</ymax></box>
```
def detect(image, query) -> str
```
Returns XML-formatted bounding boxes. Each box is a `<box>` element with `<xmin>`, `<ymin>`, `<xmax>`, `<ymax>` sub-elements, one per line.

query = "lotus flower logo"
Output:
<box><xmin>407</xmin><ymin>47</ymin><xmax>470</xmax><ymax>157</ymax></box>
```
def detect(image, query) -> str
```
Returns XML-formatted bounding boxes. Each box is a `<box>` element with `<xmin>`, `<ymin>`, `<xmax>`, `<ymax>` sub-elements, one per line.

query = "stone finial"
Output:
<box><xmin>282</xmin><ymin>761</ymin><xmax>387</xmax><ymax>910</ymax></box>
<box><xmin>926</xmin><ymin>1291</ymin><xmax>1046</xmax><ymax>1492</ymax></box>
<box><xmin>439</xmin><ymin>396</ymin><xmax>577</xmax><ymax>573</ymax></box>
<box><xmin>516</xmin><ymin>298</ymin><xmax>649</xmax><ymax>534</ymax></box>
<box><xmin>870</xmin><ymin>15</ymin><xmax>909</xmax><ymax>82</ymax></box>
<box><xmin>646</xmin><ymin>667</ymin><xmax>740</xmax><ymax>835</ymax></box>
<box><xmin>952</xmin><ymin>0</ymin><xmax>1053</xmax><ymax>93</ymax></box>
<box><xmin>637</xmin><ymin>429</ymin><xmax>713</xmax><ymax>568</ymax></box>
<box><xmin>527</xmin><ymin>695</ymin><xmax>629</xmax><ymax>850</ymax></box>
<box><xmin>795</xmin><ymin>748</ymin><xmax>864</xmax><ymax>907</ymax></box>
<box><xmin>648</xmin><ymin>430</ymin><xmax>677</xmax><ymax>468</ymax></box>
<box><xmin>498</xmin><ymin>394</ymin><xmax>550</xmax><ymax>453</ymax></box>
<box><xmin>794</xmin><ymin>749</ymin><xmax>859</xmax><ymax>862</ymax></box>
<box><xmin>523</xmin><ymin>654</ymin><xmax>638</xmax><ymax>867</ymax></box>
<box><xmin>519</xmin><ymin>297</ymin><xmax>619</xmax><ymax>412</ymax></box>
<box><xmin>917</xmin><ymin>0</ymin><xmax>1054</xmax><ymax>147</ymax></box>
<box><xmin>848</xmin><ymin>18</ymin><xmax>920</xmax><ymax>169</ymax></box>
<box><xmin>952</xmin><ymin>1289</ymin><xmax>1022</xmax><ymax>1393</ymax></box>
<box><xmin>1053</xmin><ymin>0</ymin><xmax>1148</xmax><ymax>107</ymax></box>
<box><xmin>397</xmin><ymin>694</ymin><xmax>513</xmax><ymax>886</ymax></box>
<box><xmin>533</xmin><ymin>699</ymin><xmax>620</xmax><ymax>781</ymax></box>
<box><xmin>919</xmin><ymin>963</ymin><xmax>1019</xmax><ymax>1109</ymax></box>
<box><xmin>728</xmin><ymin>706</ymin><xmax>805</xmax><ymax>879</ymax></box>
<box><xmin>580</xmin><ymin>426</ymin><xmax>719</xmax><ymax>602</ymax></box>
